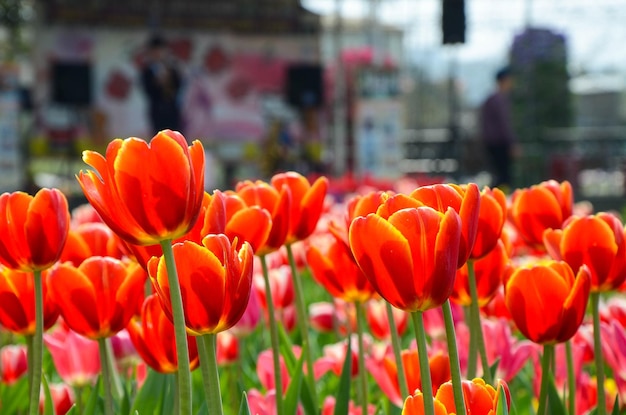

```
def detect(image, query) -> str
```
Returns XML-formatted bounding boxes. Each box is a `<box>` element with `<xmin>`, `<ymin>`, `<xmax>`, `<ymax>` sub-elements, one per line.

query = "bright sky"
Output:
<box><xmin>303</xmin><ymin>0</ymin><xmax>626</xmax><ymax>73</ymax></box>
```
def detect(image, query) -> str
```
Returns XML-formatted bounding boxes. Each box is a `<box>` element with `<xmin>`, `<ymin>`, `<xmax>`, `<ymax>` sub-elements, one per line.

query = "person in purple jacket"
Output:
<box><xmin>480</xmin><ymin>67</ymin><xmax>517</xmax><ymax>189</ymax></box>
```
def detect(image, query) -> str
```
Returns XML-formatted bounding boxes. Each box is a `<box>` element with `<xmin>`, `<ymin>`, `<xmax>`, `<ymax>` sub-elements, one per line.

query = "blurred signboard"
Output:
<box><xmin>41</xmin><ymin>0</ymin><xmax>320</xmax><ymax>34</ymax></box>
<box><xmin>354</xmin><ymin>68</ymin><xmax>403</xmax><ymax>179</ymax></box>
<box><xmin>0</xmin><ymin>64</ymin><xmax>22</xmax><ymax>192</ymax></box>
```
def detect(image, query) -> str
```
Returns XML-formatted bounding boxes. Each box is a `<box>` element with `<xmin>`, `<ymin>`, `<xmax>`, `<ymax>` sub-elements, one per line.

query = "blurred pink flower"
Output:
<box><xmin>322</xmin><ymin>396</ymin><xmax>376</xmax><ymax>415</ymax></box>
<box><xmin>40</xmin><ymin>383</ymin><xmax>74</xmax><ymax>415</ymax></box>
<box><xmin>1</xmin><ymin>344</ymin><xmax>28</xmax><ymax>385</ymax></box>
<box><xmin>232</xmin><ymin>288</ymin><xmax>261</xmax><ymax>336</ymax></box>
<box><xmin>217</xmin><ymin>331</ymin><xmax>239</xmax><ymax>365</ymax></box>
<box><xmin>44</xmin><ymin>324</ymin><xmax>100</xmax><ymax>387</ymax></box>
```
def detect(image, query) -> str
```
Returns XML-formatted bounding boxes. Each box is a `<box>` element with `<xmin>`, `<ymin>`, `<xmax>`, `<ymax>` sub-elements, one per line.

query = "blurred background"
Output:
<box><xmin>0</xmin><ymin>0</ymin><xmax>624</xmax><ymax>208</ymax></box>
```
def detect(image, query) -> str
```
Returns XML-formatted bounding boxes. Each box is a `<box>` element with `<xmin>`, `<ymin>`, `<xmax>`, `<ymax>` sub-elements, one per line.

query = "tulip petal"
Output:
<box><xmin>350</xmin><ymin>214</ymin><xmax>417</xmax><ymax>311</ymax></box>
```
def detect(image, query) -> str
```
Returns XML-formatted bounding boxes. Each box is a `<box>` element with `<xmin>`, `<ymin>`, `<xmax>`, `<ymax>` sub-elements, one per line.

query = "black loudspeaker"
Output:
<box><xmin>51</xmin><ymin>62</ymin><xmax>92</xmax><ymax>106</ymax></box>
<box><xmin>285</xmin><ymin>64</ymin><xmax>323</xmax><ymax>108</ymax></box>
<box><xmin>442</xmin><ymin>0</ymin><xmax>466</xmax><ymax>45</ymax></box>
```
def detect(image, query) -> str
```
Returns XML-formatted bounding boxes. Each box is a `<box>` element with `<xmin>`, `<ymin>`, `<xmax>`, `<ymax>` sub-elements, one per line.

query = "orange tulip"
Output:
<box><xmin>78</xmin><ymin>130</ymin><xmax>205</xmax><ymax>246</ymax></box>
<box><xmin>60</xmin><ymin>222</ymin><xmax>125</xmax><ymax>266</ymax></box>
<box><xmin>451</xmin><ymin>240</ymin><xmax>509</xmax><ymax>307</ymax></box>
<box><xmin>544</xmin><ymin>213</ymin><xmax>626</xmax><ymax>292</ymax></box>
<box><xmin>402</xmin><ymin>378</ymin><xmax>510</xmax><ymax>415</ymax></box>
<box><xmin>349</xmin><ymin>204</ymin><xmax>462</xmax><ymax>312</ymax></box>
<box><xmin>471</xmin><ymin>187</ymin><xmax>507</xmax><ymax>259</ymax></box>
<box><xmin>49</xmin><ymin>257</ymin><xmax>146</xmax><ymax>339</ymax></box>
<box><xmin>307</xmin><ymin>233</ymin><xmax>376</xmax><ymax>303</ymax></box>
<box><xmin>0</xmin><ymin>188</ymin><xmax>70</xmax><ymax>272</ymax></box>
<box><xmin>126</xmin><ymin>294</ymin><xmax>199</xmax><ymax>374</ymax></box>
<box><xmin>236</xmin><ymin>179</ymin><xmax>291</xmax><ymax>255</ymax></box>
<box><xmin>201</xmin><ymin>190</ymin><xmax>272</xmax><ymax>253</ymax></box>
<box><xmin>0</xmin><ymin>268</ymin><xmax>59</xmax><ymax>335</ymax></box>
<box><xmin>329</xmin><ymin>191</ymin><xmax>390</xmax><ymax>254</ymax></box>
<box><xmin>410</xmin><ymin>183</ymin><xmax>480</xmax><ymax>267</ymax></box>
<box><xmin>510</xmin><ymin>180</ymin><xmax>572</xmax><ymax>247</ymax></box>
<box><xmin>270</xmin><ymin>172</ymin><xmax>328</xmax><ymax>243</ymax></box>
<box><xmin>148</xmin><ymin>235</ymin><xmax>254</xmax><ymax>335</ymax></box>
<box><xmin>369</xmin><ymin>349</ymin><xmax>451</xmax><ymax>407</ymax></box>
<box><xmin>504</xmin><ymin>261</ymin><xmax>590</xmax><ymax>344</ymax></box>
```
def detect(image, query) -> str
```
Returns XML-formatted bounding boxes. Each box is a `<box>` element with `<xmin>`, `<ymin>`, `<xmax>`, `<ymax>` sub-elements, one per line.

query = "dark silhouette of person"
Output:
<box><xmin>480</xmin><ymin>67</ymin><xmax>517</xmax><ymax>189</ymax></box>
<box><xmin>141</xmin><ymin>35</ymin><xmax>182</xmax><ymax>134</ymax></box>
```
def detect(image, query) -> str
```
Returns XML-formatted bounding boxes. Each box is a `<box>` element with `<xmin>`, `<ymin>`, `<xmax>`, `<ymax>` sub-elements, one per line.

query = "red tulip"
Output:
<box><xmin>504</xmin><ymin>261</ymin><xmax>590</xmax><ymax>344</ymax></box>
<box><xmin>307</xmin><ymin>233</ymin><xmax>376</xmax><ymax>303</ymax></box>
<box><xmin>349</xmin><ymin>204</ymin><xmax>462</xmax><ymax>312</ymax></box>
<box><xmin>0</xmin><ymin>267</ymin><xmax>59</xmax><ymax>335</ymax></box>
<box><xmin>329</xmin><ymin>191</ymin><xmax>390</xmax><ymax>249</ymax></box>
<box><xmin>471</xmin><ymin>187</ymin><xmax>507</xmax><ymax>259</ymax></box>
<box><xmin>149</xmin><ymin>235</ymin><xmax>253</xmax><ymax>335</ymax></box>
<box><xmin>49</xmin><ymin>257</ymin><xmax>146</xmax><ymax>339</ymax></box>
<box><xmin>270</xmin><ymin>172</ymin><xmax>328</xmax><ymax>243</ymax></box>
<box><xmin>60</xmin><ymin>222</ymin><xmax>125</xmax><ymax>266</ymax></box>
<box><xmin>0</xmin><ymin>345</ymin><xmax>28</xmax><ymax>385</ymax></box>
<box><xmin>44</xmin><ymin>324</ymin><xmax>100</xmax><ymax>387</ymax></box>
<box><xmin>410</xmin><ymin>183</ymin><xmax>480</xmax><ymax>267</ymax></box>
<box><xmin>78</xmin><ymin>130</ymin><xmax>205</xmax><ymax>246</ymax></box>
<box><xmin>0</xmin><ymin>188</ymin><xmax>70</xmax><ymax>272</ymax></box>
<box><xmin>201</xmin><ymin>190</ymin><xmax>272</xmax><ymax>252</ymax></box>
<box><xmin>366</xmin><ymin>299</ymin><xmax>408</xmax><ymax>340</ymax></box>
<box><xmin>236</xmin><ymin>180</ymin><xmax>291</xmax><ymax>255</ymax></box>
<box><xmin>451</xmin><ymin>240</ymin><xmax>509</xmax><ymax>307</ymax></box>
<box><xmin>216</xmin><ymin>331</ymin><xmax>239</xmax><ymax>365</ymax></box>
<box><xmin>510</xmin><ymin>180</ymin><xmax>572</xmax><ymax>247</ymax></box>
<box><xmin>544</xmin><ymin>212</ymin><xmax>626</xmax><ymax>292</ymax></box>
<box><xmin>126</xmin><ymin>294</ymin><xmax>199</xmax><ymax>374</ymax></box>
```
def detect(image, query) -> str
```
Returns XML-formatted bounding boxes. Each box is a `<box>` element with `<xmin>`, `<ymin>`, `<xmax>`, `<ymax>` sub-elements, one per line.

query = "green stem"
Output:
<box><xmin>27</xmin><ymin>270</ymin><xmax>43</xmax><ymax>415</ymax></box>
<box><xmin>286</xmin><ymin>244</ymin><xmax>317</xmax><ymax>400</ymax></box>
<box><xmin>465</xmin><ymin>305</ymin><xmax>477</xmax><ymax>379</ymax></box>
<box><xmin>411</xmin><ymin>311</ymin><xmax>435</xmax><ymax>415</ymax></box>
<box><xmin>591</xmin><ymin>292</ymin><xmax>606</xmax><ymax>415</ymax></box>
<box><xmin>565</xmin><ymin>340</ymin><xmax>576</xmax><ymax>415</ymax></box>
<box><xmin>73</xmin><ymin>386</ymin><xmax>83</xmax><ymax>415</ymax></box>
<box><xmin>197</xmin><ymin>336</ymin><xmax>214</xmax><ymax>406</ymax></box>
<box><xmin>385</xmin><ymin>302</ymin><xmax>409</xmax><ymax>399</ymax></box>
<box><xmin>537</xmin><ymin>344</ymin><xmax>555</xmax><ymax>415</ymax></box>
<box><xmin>261</xmin><ymin>255</ymin><xmax>284</xmax><ymax>415</ymax></box>
<box><xmin>355</xmin><ymin>302</ymin><xmax>369</xmax><ymax>415</ymax></box>
<box><xmin>202</xmin><ymin>334</ymin><xmax>224</xmax><ymax>415</ymax></box>
<box><xmin>98</xmin><ymin>338</ymin><xmax>115</xmax><ymax>415</ymax></box>
<box><xmin>467</xmin><ymin>261</ymin><xmax>492</xmax><ymax>385</ymax></box>
<box><xmin>442</xmin><ymin>300</ymin><xmax>468</xmax><ymax>415</ymax></box>
<box><xmin>104</xmin><ymin>337</ymin><xmax>123</xmax><ymax>400</ymax></box>
<box><xmin>26</xmin><ymin>334</ymin><xmax>33</xmax><ymax>398</ymax></box>
<box><xmin>159</xmin><ymin>240</ymin><xmax>192</xmax><ymax>415</ymax></box>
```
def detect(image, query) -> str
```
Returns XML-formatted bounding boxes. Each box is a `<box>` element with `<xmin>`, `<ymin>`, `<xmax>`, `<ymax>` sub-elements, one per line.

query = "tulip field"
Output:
<box><xmin>1</xmin><ymin>129</ymin><xmax>626</xmax><ymax>415</ymax></box>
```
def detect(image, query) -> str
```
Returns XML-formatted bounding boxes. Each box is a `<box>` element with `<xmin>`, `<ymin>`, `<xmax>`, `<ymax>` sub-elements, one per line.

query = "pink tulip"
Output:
<box><xmin>1</xmin><ymin>344</ymin><xmax>28</xmax><ymax>385</ymax></box>
<box><xmin>44</xmin><ymin>324</ymin><xmax>100</xmax><ymax>387</ymax></box>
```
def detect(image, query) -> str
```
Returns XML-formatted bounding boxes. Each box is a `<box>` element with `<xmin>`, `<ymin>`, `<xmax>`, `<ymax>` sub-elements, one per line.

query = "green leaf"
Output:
<box><xmin>64</xmin><ymin>405</ymin><xmax>77</xmax><ymax>414</ymax></box>
<box><xmin>496</xmin><ymin>385</ymin><xmax>509</xmax><ymax>415</ymax></box>
<box><xmin>0</xmin><ymin>376</ymin><xmax>29</xmax><ymax>414</ymax></box>
<box><xmin>284</xmin><ymin>353</ymin><xmax>304</xmax><ymax>415</ymax></box>
<box><xmin>130</xmin><ymin>370</ymin><xmax>168</xmax><ymax>415</ymax></box>
<box><xmin>489</xmin><ymin>358</ymin><xmax>501</xmax><ymax>382</ymax></box>
<box><xmin>84</xmin><ymin>377</ymin><xmax>103</xmax><ymax>415</ymax></box>
<box><xmin>333</xmin><ymin>339</ymin><xmax>352</xmax><ymax>415</ymax></box>
<box><xmin>611</xmin><ymin>394</ymin><xmax>621</xmax><ymax>415</ymax></box>
<box><xmin>547</xmin><ymin>374</ymin><xmax>567</xmax><ymax>415</ymax></box>
<box><xmin>238</xmin><ymin>391</ymin><xmax>252</xmax><ymax>415</ymax></box>
<box><xmin>41</xmin><ymin>374</ymin><xmax>56</xmax><ymax>415</ymax></box>
<box><xmin>277</xmin><ymin>323</ymin><xmax>318</xmax><ymax>415</ymax></box>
